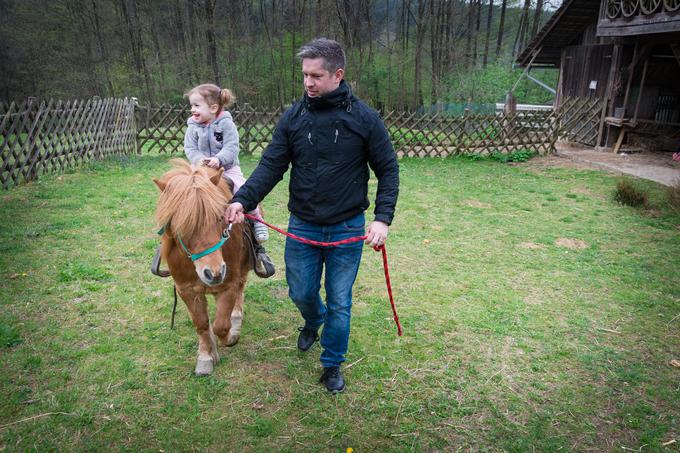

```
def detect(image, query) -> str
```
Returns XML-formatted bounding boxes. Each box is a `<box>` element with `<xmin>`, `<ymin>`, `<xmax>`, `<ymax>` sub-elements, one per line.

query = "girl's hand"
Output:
<box><xmin>202</xmin><ymin>157</ymin><xmax>220</xmax><ymax>168</ymax></box>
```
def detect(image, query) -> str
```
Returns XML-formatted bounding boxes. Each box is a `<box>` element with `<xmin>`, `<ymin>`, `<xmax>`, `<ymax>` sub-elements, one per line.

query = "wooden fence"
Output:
<box><xmin>135</xmin><ymin>103</ymin><xmax>283</xmax><ymax>156</ymax></box>
<box><xmin>136</xmin><ymin>103</ymin><xmax>560</xmax><ymax>158</ymax></box>
<box><xmin>0</xmin><ymin>98</ymin><xmax>136</xmax><ymax>189</ymax></box>
<box><xmin>557</xmin><ymin>96</ymin><xmax>606</xmax><ymax>147</ymax></box>
<box><xmin>1</xmin><ymin>96</ymin><xmax>603</xmax><ymax>189</ymax></box>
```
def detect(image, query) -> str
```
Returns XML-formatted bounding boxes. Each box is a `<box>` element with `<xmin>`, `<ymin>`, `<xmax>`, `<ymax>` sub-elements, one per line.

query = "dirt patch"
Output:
<box><xmin>517</xmin><ymin>242</ymin><xmax>546</xmax><ymax>249</ymax></box>
<box><xmin>463</xmin><ymin>199</ymin><xmax>492</xmax><ymax>209</ymax></box>
<box><xmin>520</xmin><ymin>154</ymin><xmax>596</xmax><ymax>171</ymax></box>
<box><xmin>520</xmin><ymin>144</ymin><xmax>680</xmax><ymax>187</ymax></box>
<box><xmin>555</xmin><ymin>238</ymin><xmax>588</xmax><ymax>249</ymax></box>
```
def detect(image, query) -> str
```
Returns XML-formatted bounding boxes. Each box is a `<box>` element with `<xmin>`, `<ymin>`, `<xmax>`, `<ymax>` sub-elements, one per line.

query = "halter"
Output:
<box><xmin>158</xmin><ymin>223</ymin><xmax>232</xmax><ymax>262</ymax></box>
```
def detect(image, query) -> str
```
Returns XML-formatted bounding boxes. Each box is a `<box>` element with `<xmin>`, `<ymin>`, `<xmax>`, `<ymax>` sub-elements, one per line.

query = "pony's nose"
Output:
<box><xmin>203</xmin><ymin>263</ymin><xmax>226</xmax><ymax>284</ymax></box>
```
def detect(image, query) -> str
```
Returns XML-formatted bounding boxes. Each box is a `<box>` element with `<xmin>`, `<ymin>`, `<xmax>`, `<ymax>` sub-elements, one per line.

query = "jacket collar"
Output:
<box><xmin>303</xmin><ymin>80</ymin><xmax>353</xmax><ymax>111</ymax></box>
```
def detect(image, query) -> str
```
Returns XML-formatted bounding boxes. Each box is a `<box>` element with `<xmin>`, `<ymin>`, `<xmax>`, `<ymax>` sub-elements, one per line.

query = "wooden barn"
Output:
<box><xmin>517</xmin><ymin>0</ymin><xmax>680</xmax><ymax>153</ymax></box>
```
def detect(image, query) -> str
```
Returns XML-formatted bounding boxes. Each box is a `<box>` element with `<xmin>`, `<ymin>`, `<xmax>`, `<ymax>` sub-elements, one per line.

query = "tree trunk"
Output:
<box><xmin>204</xmin><ymin>0</ymin><xmax>219</xmax><ymax>85</ymax></box>
<box><xmin>513</xmin><ymin>0</ymin><xmax>531</xmax><ymax>58</ymax></box>
<box><xmin>531</xmin><ymin>0</ymin><xmax>544</xmax><ymax>39</ymax></box>
<box><xmin>386</xmin><ymin>0</ymin><xmax>393</xmax><ymax>109</ymax></box>
<box><xmin>473</xmin><ymin>0</ymin><xmax>481</xmax><ymax>68</ymax></box>
<box><xmin>495</xmin><ymin>0</ymin><xmax>507</xmax><ymax>58</ymax></box>
<box><xmin>465</xmin><ymin>0</ymin><xmax>474</xmax><ymax>69</ymax></box>
<box><xmin>260</xmin><ymin>0</ymin><xmax>281</xmax><ymax>106</ymax></box>
<box><xmin>120</xmin><ymin>0</ymin><xmax>153</xmax><ymax>102</ymax></box>
<box><xmin>414</xmin><ymin>0</ymin><xmax>426</xmax><ymax>108</ymax></box>
<box><xmin>483</xmin><ymin>0</ymin><xmax>493</xmax><ymax>68</ymax></box>
<box><xmin>146</xmin><ymin>0</ymin><xmax>167</xmax><ymax>98</ymax></box>
<box><xmin>91</xmin><ymin>0</ymin><xmax>115</xmax><ymax>96</ymax></box>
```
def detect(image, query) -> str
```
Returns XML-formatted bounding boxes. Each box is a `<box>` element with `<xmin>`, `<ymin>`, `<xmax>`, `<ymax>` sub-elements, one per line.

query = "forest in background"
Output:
<box><xmin>0</xmin><ymin>0</ymin><xmax>563</xmax><ymax>109</ymax></box>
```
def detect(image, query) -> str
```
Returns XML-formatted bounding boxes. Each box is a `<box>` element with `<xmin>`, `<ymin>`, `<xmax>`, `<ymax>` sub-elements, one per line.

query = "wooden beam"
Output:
<box><xmin>672</xmin><ymin>44</ymin><xmax>680</xmax><ymax>69</ymax></box>
<box><xmin>620</xmin><ymin>40</ymin><xmax>638</xmax><ymax>119</ymax></box>
<box><xmin>632</xmin><ymin>57</ymin><xmax>649</xmax><ymax>125</ymax></box>
<box><xmin>512</xmin><ymin>46</ymin><xmax>543</xmax><ymax>93</ymax></box>
<box><xmin>612</xmin><ymin>127</ymin><xmax>626</xmax><ymax>153</ymax></box>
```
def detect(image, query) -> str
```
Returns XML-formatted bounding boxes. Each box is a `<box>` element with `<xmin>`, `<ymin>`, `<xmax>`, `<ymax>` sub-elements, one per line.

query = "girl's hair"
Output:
<box><xmin>184</xmin><ymin>84</ymin><xmax>235</xmax><ymax>110</ymax></box>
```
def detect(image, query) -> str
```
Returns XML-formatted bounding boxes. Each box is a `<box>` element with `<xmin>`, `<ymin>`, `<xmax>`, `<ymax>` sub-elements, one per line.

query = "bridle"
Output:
<box><xmin>158</xmin><ymin>223</ymin><xmax>233</xmax><ymax>262</ymax></box>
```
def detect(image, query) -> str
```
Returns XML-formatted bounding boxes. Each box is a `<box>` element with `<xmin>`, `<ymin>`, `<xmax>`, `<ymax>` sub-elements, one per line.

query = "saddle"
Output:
<box><xmin>150</xmin><ymin>220</ymin><xmax>275</xmax><ymax>279</ymax></box>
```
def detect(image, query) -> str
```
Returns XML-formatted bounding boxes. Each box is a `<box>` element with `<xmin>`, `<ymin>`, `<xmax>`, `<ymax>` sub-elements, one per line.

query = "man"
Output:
<box><xmin>226</xmin><ymin>38</ymin><xmax>399</xmax><ymax>393</ymax></box>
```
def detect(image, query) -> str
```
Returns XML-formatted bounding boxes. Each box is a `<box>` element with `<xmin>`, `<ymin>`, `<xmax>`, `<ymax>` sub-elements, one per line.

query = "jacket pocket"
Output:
<box><xmin>332</xmin><ymin>120</ymin><xmax>365</xmax><ymax>164</ymax></box>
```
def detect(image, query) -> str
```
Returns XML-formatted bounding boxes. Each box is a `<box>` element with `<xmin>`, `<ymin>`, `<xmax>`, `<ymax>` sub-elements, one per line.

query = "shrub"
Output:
<box><xmin>491</xmin><ymin>149</ymin><xmax>537</xmax><ymax>163</ymax></box>
<box><xmin>666</xmin><ymin>179</ymin><xmax>680</xmax><ymax>215</ymax></box>
<box><xmin>614</xmin><ymin>179</ymin><xmax>648</xmax><ymax>208</ymax></box>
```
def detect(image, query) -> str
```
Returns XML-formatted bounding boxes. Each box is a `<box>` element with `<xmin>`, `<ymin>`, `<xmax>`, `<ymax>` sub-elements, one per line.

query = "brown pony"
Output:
<box><xmin>153</xmin><ymin>159</ymin><xmax>250</xmax><ymax>376</ymax></box>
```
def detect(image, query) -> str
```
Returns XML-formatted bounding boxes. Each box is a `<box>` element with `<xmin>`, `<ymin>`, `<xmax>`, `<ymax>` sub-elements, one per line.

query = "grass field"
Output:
<box><xmin>1</xmin><ymin>153</ymin><xmax>679</xmax><ymax>451</ymax></box>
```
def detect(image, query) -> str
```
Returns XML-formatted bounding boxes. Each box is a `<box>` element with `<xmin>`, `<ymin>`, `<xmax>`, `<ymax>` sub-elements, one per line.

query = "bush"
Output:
<box><xmin>614</xmin><ymin>179</ymin><xmax>648</xmax><ymax>208</ymax></box>
<box><xmin>666</xmin><ymin>179</ymin><xmax>680</xmax><ymax>215</ymax></box>
<box><xmin>491</xmin><ymin>149</ymin><xmax>537</xmax><ymax>163</ymax></box>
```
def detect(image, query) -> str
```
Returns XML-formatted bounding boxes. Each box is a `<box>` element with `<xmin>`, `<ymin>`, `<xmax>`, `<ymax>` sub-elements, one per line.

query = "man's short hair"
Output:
<box><xmin>297</xmin><ymin>38</ymin><xmax>346</xmax><ymax>73</ymax></box>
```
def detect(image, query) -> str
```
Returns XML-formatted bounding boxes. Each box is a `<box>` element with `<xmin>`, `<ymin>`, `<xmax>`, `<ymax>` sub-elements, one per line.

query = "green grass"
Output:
<box><xmin>1</xmin><ymin>153</ymin><xmax>679</xmax><ymax>451</ymax></box>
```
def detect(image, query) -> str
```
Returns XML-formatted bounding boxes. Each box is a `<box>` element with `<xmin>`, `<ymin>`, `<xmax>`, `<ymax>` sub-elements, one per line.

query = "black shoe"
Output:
<box><xmin>253</xmin><ymin>244</ymin><xmax>275</xmax><ymax>278</ymax></box>
<box><xmin>297</xmin><ymin>326</ymin><xmax>319</xmax><ymax>352</ymax></box>
<box><xmin>319</xmin><ymin>366</ymin><xmax>345</xmax><ymax>393</ymax></box>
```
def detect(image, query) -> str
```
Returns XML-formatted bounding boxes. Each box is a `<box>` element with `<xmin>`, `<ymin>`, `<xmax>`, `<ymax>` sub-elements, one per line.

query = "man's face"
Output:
<box><xmin>302</xmin><ymin>58</ymin><xmax>344</xmax><ymax>98</ymax></box>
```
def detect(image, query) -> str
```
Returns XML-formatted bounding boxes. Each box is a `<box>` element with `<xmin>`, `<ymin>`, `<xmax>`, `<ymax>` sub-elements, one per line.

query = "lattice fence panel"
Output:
<box><xmin>0</xmin><ymin>98</ymin><xmax>136</xmax><ymax>189</ymax></box>
<box><xmin>385</xmin><ymin>110</ymin><xmax>558</xmax><ymax>158</ymax></box>
<box><xmin>136</xmin><ymin>103</ymin><xmax>283</xmax><ymax>156</ymax></box>
<box><xmin>557</xmin><ymin>96</ymin><xmax>606</xmax><ymax>146</ymax></box>
<box><xmin>135</xmin><ymin>104</ymin><xmax>560</xmax><ymax>160</ymax></box>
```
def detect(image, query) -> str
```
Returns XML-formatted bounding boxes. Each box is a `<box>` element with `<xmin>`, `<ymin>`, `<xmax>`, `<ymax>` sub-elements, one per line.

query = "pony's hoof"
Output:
<box><xmin>195</xmin><ymin>359</ymin><xmax>214</xmax><ymax>376</ymax></box>
<box><xmin>224</xmin><ymin>334</ymin><xmax>240</xmax><ymax>347</ymax></box>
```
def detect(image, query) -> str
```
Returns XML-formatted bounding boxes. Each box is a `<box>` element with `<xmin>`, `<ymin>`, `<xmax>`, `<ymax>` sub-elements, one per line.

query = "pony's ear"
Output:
<box><xmin>210</xmin><ymin>168</ymin><xmax>224</xmax><ymax>186</ymax></box>
<box><xmin>153</xmin><ymin>178</ymin><xmax>166</xmax><ymax>191</ymax></box>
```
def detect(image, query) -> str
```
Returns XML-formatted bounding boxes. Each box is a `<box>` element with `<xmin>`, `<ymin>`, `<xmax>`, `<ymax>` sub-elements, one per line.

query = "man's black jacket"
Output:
<box><xmin>232</xmin><ymin>80</ymin><xmax>399</xmax><ymax>226</ymax></box>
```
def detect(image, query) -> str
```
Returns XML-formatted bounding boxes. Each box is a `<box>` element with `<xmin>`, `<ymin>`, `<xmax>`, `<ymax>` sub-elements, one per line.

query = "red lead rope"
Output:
<box><xmin>244</xmin><ymin>213</ymin><xmax>403</xmax><ymax>336</ymax></box>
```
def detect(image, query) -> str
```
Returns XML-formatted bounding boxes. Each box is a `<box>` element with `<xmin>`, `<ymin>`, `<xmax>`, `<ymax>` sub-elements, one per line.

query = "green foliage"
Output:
<box><xmin>614</xmin><ymin>178</ymin><xmax>649</xmax><ymax>208</ymax></box>
<box><xmin>491</xmin><ymin>149</ymin><xmax>537</xmax><ymax>163</ymax></box>
<box><xmin>1</xmin><ymin>2</ymin><xmax>557</xmax><ymax>109</ymax></box>
<box><xmin>443</xmin><ymin>61</ymin><xmax>557</xmax><ymax>105</ymax></box>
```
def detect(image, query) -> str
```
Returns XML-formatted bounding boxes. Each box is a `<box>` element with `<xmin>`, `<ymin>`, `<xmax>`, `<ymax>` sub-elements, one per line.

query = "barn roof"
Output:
<box><xmin>516</xmin><ymin>0</ymin><xmax>600</xmax><ymax>68</ymax></box>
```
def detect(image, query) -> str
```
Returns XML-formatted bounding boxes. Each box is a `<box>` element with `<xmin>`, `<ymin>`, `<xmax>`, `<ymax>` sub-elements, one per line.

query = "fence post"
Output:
<box><xmin>242</xmin><ymin>103</ymin><xmax>252</xmax><ymax>155</ymax></box>
<box><xmin>502</xmin><ymin>91</ymin><xmax>516</xmax><ymax>144</ymax></box>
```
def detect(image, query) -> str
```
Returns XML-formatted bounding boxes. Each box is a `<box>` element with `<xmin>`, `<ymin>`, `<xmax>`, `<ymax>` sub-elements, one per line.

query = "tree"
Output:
<box><xmin>483</xmin><ymin>0</ymin><xmax>494</xmax><ymax>68</ymax></box>
<box><xmin>204</xmin><ymin>0</ymin><xmax>219</xmax><ymax>85</ymax></box>
<box><xmin>495</xmin><ymin>0</ymin><xmax>507</xmax><ymax>58</ymax></box>
<box><xmin>531</xmin><ymin>0</ymin><xmax>544</xmax><ymax>39</ymax></box>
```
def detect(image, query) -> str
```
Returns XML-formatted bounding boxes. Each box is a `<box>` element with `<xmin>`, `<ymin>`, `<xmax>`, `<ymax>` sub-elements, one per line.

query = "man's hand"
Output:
<box><xmin>225</xmin><ymin>202</ymin><xmax>245</xmax><ymax>224</ymax></box>
<box><xmin>365</xmin><ymin>221</ymin><xmax>389</xmax><ymax>247</ymax></box>
<box><xmin>202</xmin><ymin>157</ymin><xmax>221</xmax><ymax>168</ymax></box>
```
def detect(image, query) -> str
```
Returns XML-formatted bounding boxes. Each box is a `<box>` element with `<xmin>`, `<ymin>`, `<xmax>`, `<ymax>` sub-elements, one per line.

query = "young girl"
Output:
<box><xmin>183</xmin><ymin>83</ymin><xmax>269</xmax><ymax>243</ymax></box>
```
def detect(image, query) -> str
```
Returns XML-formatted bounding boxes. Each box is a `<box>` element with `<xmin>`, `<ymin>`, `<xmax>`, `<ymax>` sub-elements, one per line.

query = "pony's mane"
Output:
<box><xmin>155</xmin><ymin>159</ymin><xmax>231</xmax><ymax>239</ymax></box>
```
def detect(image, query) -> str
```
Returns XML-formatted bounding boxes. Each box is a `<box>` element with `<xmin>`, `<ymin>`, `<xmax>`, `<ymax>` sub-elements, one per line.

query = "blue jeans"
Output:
<box><xmin>284</xmin><ymin>212</ymin><xmax>365</xmax><ymax>367</ymax></box>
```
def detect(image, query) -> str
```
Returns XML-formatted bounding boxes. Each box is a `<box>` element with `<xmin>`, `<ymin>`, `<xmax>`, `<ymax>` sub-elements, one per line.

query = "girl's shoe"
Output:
<box><xmin>253</xmin><ymin>221</ymin><xmax>269</xmax><ymax>242</ymax></box>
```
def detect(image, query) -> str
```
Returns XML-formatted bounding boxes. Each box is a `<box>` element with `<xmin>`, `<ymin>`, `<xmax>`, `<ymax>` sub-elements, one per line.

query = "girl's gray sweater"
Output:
<box><xmin>184</xmin><ymin>111</ymin><xmax>240</xmax><ymax>168</ymax></box>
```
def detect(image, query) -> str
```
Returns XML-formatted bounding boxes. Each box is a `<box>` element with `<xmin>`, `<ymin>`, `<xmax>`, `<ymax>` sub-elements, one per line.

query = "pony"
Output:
<box><xmin>153</xmin><ymin>159</ymin><xmax>251</xmax><ymax>376</ymax></box>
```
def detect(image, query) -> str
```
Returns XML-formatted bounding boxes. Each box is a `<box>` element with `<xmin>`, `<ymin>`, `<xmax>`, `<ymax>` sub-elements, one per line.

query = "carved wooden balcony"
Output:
<box><xmin>598</xmin><ymin>0</ymin><xmax>680</xmax><ymax>35</ymax></box>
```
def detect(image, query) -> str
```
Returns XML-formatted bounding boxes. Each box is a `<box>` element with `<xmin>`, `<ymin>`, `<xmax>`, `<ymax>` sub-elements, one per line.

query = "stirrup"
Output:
<box><xmin>253</xmin><ymin>245</ymin><xmax>275</xmax><ymax>278</ymax></box>
<box><xmin>151</xmin><ymin>246</ymin><xmax>170</xmax><ymax>278</ymax></box>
